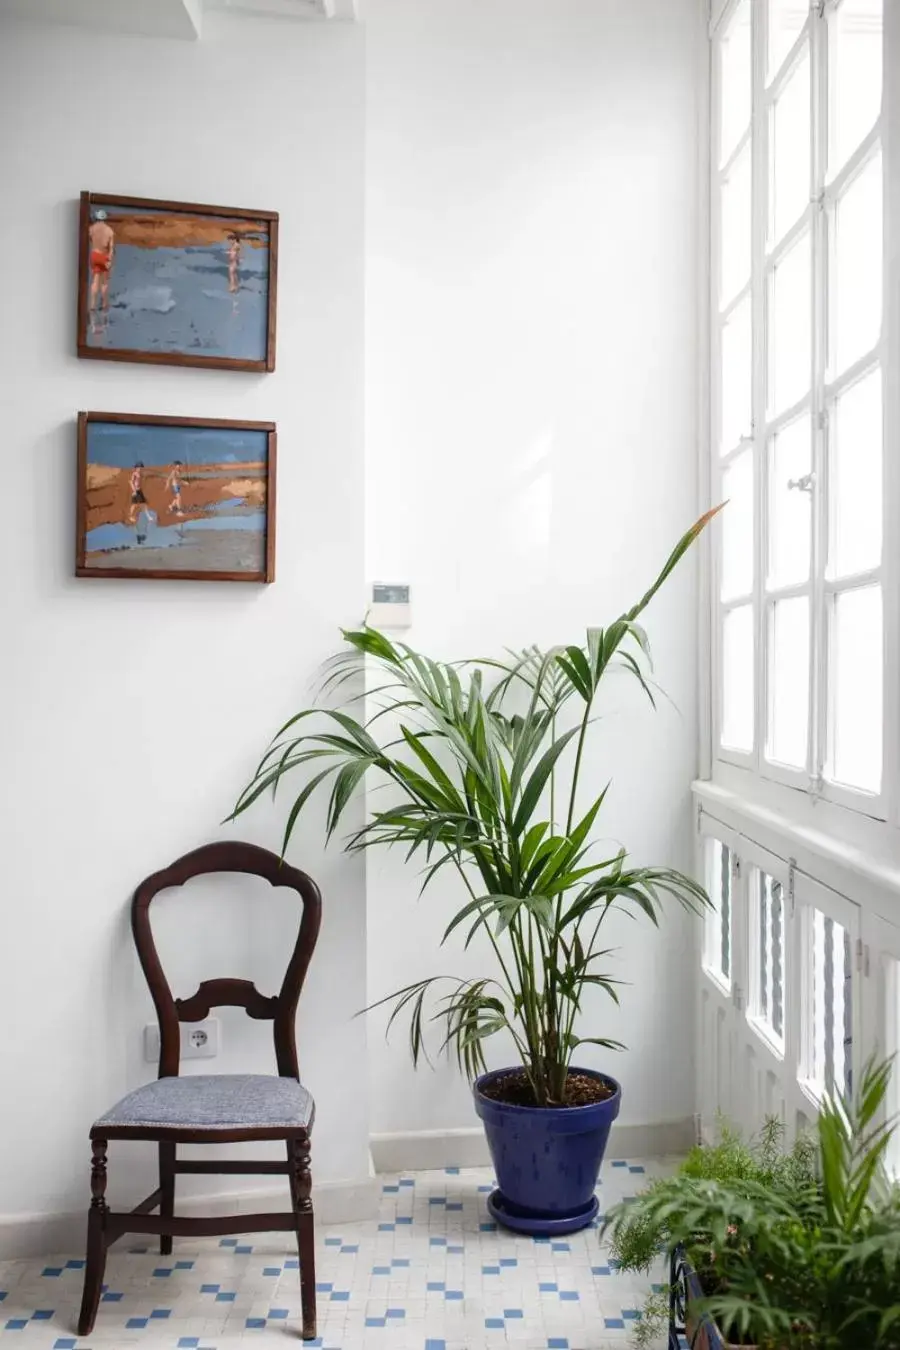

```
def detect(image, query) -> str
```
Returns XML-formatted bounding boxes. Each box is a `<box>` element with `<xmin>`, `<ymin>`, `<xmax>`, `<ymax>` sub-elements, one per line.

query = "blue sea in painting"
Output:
<box><xmin>85</xmin><ymin>214</ymin><xmax>269</xmax><ymax>362</ymax></box>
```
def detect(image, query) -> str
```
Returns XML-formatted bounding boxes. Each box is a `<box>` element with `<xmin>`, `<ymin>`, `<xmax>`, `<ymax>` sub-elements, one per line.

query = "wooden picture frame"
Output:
<box><xmin>77</xmin><ymin>192</ymin><xmax>279</xmax><ymax>372</ymax></box>
<box><xmin>76</xmin><ymin>412</ymin><xmax>277</xmax><ymax>583</ymax></box>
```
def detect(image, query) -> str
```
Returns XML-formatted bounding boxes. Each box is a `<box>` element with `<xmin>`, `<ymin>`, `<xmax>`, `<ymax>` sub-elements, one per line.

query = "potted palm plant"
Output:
<box><xmin>229</xmin><ymin>510</ymin><xmax>718</xmax><ymax>1235</ymax></box>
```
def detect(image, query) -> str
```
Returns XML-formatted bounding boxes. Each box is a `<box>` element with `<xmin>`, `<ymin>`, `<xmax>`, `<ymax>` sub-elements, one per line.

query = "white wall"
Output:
<box><xmin>0</xmin><ymin>11</ymin><xmax>370</xmax><ymax>1239</ymax></box>
<box><xmin>365</xmin><ymin>0</ymin><xmax>707</xmax><ymax>1142</ymax></box>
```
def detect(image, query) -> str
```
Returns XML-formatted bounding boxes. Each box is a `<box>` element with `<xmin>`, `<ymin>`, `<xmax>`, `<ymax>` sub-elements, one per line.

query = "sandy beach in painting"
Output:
<box><xmin>83</xmin><ymin>461</ymin><xmax>267</xmax><ymax>574</ymax></box>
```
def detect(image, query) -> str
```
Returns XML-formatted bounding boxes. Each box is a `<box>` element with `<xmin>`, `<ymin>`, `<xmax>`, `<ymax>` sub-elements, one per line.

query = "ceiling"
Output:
<box><xmin>0</xmin><ymin>0</ymin><xmax>359</xmax><ymax>39</ymax></box>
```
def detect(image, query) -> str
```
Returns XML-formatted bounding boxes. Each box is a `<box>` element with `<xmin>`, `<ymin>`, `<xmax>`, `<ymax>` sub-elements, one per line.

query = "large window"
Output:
<box><xmin>711</xmin><ymin>0</ymin><xmax>886</xmax><ymax>813</ymax></box>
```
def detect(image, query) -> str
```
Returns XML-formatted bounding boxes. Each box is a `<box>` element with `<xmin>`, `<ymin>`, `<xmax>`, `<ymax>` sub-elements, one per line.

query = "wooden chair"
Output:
<box><xmin>77</xmin><ymin>841</ymin><xmax>322</xmax><ymax>1341</ymax></box>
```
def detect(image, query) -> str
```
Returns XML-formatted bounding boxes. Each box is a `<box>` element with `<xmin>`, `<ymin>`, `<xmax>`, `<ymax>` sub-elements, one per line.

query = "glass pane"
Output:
<box><xmin>721</xmin><ymin>296</ymin><xmax>752</xmax><ymax>451</ymax></box>
<box><xmin>889</xmin><ymin>960</ymin><xmax>900</xmax><ymax>1178</ymax></box>
<box><xmin>721</xmin><ymin>143</ymin><xmax>752</xmax><ymax>305</ymax></box>
<box><xmin>722</xmin><ymin>603</ymin><xmax>754</xmax><ymax>752</ymax></box>
<box><xmin>768</xmin><ymin>596</ymin><xmax>809</xmax><ymax>769</ymax></box>
<box><xmin>770</xmin><ymin>47</ymin><xmax>811</xmax><ymax>243</ymax></box>
<box><xmin>832</xmin><ymin>369</ymin><xmax>882</xmax><ymax>578</ymax></box>
<box><xmin>769</xmin><ymin>0</ymin><xmax>808</xmax><ymax>78</ymax></box>
<box><xmin>769</xmin><ymin>230</ymin><xmax>811</xmax><ymax>416</ymax></box>
<box><xmin>769</xmin><ymin>414</ymin><xmax>812</xmax><ymax>587</ymax></box>
<box><xmin>721</xmin><ymin>451</ymin><xmax>754</xmax><ymax>601</ymax></box>
<box><xmin>706</xmin><ymin>840</ymin><xmax>732</xmax><ymax>988</ymax></box>
<box><xmin>753</xmin><ymin>871</ymin><xmax>785</xmax><ymax>1047</ymax></box>
<box><xmin>832</xmin><ymin>152</ymin><xmax>883</xmax><ymax>377</ymax></box>
<box><xmin>720</xmin><ymin>0</ymin><xmax>752</xmax><ymax>165</ymax></box>
<box><xmin>809</xmin><ymin>910</ymin><xmax>852</xmax><ymax>1098</ymax></box>
<box><xmin>829</xmin><ymin>0</ymin><xmax>883</xmax><ymax>176</ymax></box>
<box><xmin>829</xmin><ymin>585</ymin><xmax>882</xmax><ymax>793</ymax></box>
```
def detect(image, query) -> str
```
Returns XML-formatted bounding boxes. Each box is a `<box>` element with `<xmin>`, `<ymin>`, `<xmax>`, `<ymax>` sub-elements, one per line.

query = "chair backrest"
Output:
<box><xmin>132</xmin><ymin>841</ymin><xmax>322</xmax><ymax>1080</ymax></box>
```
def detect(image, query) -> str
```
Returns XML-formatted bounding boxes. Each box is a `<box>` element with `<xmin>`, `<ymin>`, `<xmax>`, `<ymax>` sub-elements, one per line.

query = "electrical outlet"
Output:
<box><xmin>144</xmin><ymin>1018</ymin><xmax>220</xmax><ymax>1063</ymax></box>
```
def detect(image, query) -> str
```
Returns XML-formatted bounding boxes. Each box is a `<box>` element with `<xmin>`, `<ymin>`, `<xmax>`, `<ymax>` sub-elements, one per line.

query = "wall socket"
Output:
<box><xmin>144</xmin><ymin>1017</ymin><xmax>220</xmax><ymax>1064</ymax></box>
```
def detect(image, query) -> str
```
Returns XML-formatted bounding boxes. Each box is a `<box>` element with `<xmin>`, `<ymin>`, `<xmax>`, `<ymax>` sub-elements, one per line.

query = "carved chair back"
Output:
<box><xmin>131</xmin><ymin>842</ymin><xmax>322</xmax><ymax>1080</ymax></box>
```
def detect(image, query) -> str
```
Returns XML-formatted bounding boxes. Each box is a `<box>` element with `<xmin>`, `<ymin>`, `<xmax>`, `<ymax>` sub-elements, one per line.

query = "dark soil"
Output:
<box><xmin>480</xmin><ymin>1069</ymin><xmax>615</xmax><ymax>1108</ymax></box>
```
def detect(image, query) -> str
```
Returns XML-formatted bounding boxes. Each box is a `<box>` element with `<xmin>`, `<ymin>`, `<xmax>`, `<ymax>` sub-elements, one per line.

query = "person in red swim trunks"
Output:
<box><xmin>88</xmin><ymin>209</ymin><xmax>115</xmax><ymax>318</ymax></box>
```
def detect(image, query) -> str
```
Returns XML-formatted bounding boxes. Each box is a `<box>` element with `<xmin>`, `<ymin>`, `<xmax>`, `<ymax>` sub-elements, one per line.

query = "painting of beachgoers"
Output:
<box><xmin>77</xmin><ymin>193</ymin><xmax>278</xmax><ymax>371</ymax></box>
<box><xmin>76</xmin><ymin>413</ymin><xmax>276</xmax><ymax>582</ymax></box>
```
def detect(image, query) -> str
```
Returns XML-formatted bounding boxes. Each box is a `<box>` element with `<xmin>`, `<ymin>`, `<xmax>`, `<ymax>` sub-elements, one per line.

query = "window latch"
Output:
<box><xmin>787</xmin><ymin>472</ymin><xmax>815</xmax><ymax>494</ymax></box>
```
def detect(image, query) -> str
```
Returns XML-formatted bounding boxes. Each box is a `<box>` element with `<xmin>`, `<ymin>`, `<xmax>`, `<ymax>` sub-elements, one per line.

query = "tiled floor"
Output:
<box><xmin>0</xmin><ymin>1158</ymin><xmax>669</xmax><ymax>1349</ymax></box>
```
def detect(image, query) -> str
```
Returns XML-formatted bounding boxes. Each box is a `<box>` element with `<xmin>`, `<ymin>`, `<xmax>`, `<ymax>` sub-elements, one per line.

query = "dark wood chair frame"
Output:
<box><xmin>77</xmin><ymin>842</ymin><xmax>322</xmax><ymax>1341</ymax></box>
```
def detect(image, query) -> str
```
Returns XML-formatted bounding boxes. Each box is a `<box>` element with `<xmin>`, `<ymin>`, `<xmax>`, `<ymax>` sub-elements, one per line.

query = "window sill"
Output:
<box><xmin>693</xmin><ymin>776</ymin><xmax>900</xmax><ymax>924</ymax></box>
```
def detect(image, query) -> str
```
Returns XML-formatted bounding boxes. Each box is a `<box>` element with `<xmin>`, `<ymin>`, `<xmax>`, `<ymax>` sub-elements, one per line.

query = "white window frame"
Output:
<box><xmin>708</xmin><ymin>0</ymin><xmax>892</xmax><ymax>826</ymax></box>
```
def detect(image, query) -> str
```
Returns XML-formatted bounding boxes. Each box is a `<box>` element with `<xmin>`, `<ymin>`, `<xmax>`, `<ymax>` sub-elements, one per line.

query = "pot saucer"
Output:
<box><xmin>486</xmin><ymin>1188</ymin><xmax>599</xmax><ymax>1236</ymax></box>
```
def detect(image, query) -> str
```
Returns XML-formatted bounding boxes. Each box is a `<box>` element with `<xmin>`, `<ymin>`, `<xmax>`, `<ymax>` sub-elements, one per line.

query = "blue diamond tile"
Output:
<box><xmin>504</xmin><ymin>1309</ymin><xmax>523</xmax><ymax>1318</ymax></box>
<box><xmin>427</xmin><ymin>1282</ymin><xmax>445</xmax><ymax>1292</ymax></box>
<box><xmin>592</xmin><ymin>1265</ymin><xmax>611</xmax><ymax>1276</ymax></box>
<box><xmin>325</xmin><ymin>1238</ymin><xmax>342</xmax><ymax>1247</ymax></box>
<box><xmin>444</xmin><ymin>1290</ymin><xmax>463</xmax><ymax>1301</ymax></box>
<box><xmin>269</xmin><ymin>1309</ymin><xmax>289</xmax><ymax>1319</ymax></box>
<box><xmin>396</xmin><ymin>1216</ymin><xmax>413</xmax><ymax>1225</ymax></box>
<box><xmin>152</xmin><ymin>1268</ymin><xmax>172</xmax><ymax>1278</ymax></box>
<box><xmin>445</xmin><ymin>1166</ymin><xmax>460</xmax><ymax>1174</ymax></box>
<box><xmin>365</xmin><ymin>1317</ymin><xmax>386</xmax><ymax>1328</ymax></box>
<box><xmin>200</xmin><ymin>1284</ymin><xmax>220</xmax><ymax>1294</ymax></box>
<box><xmin>126</xmin><ymin>1318</ymin><xmax>149</xmax><ymax>1329</ymax></box>
<box><xmin>178</xmin><ymin>1341</ymin><xmax>200</xmax><ymax>1348</ymax></box>
<box><xmin>428</xmin><ymin>1197</ymin><xmax>446</xmax><ymax>1206</ymax></box>
<box><xmin>652</xmin><ymin>1282</ymin><xmax>664</xmax><ymax>1293</ymax></box>
<box><xmin>385</xmin><ymin>1308</ymin><xmax>405</xmax><ymax>1318</ymax></box>
<box><xmin>559</xmin><ymin>1291</ymin><xmax>579</xmax><ymax>1302</ymax></box>
<box><xmin>377</xmin><ymin>1223</ymin><xmax>395</xmax><ymax>1232</ymax></box>
<box><xmin>482</xmin><ymin>1266</ymin><xmax>500</xmax><ymax>1276</ymax></box>
<box><xmin>5</xmin><ymin>1321</ymin><xmax>27</xmax><ymax>1331</ymax></box>
<box><xmin>629</xmin><ymin>1165</ymin><xmax>645</xmax><ymax>1174</ymax></box>
<box><xmin>448</xmin><ymin>1245</ymin><xmax>464</xmax><ymax>1254</ymax></box>
<box><xmin>215</xmin><ymin>1292</ymin><xmax>236</xmax><ymax>1303</ymax></box>
<box><xmin>485</xmin><ymin>1318</ymin><xmax>505</xmax><ymax>1330</ymax></box>
<box><xmin>399</xmin><ymin>1178</ymin><xmax>415</xmax><ymax>1188</ymax></box>
<box><xmin>425</xmin><ymin>1341</ymin><xmax>446</xmax><ymax>1350</ymax></box>
<box><xmin>330</xmin><ymin>1291</ymin><xmax>350</xmax><ymax>1302</ymax></box>
<box><xmin>392</xmin><ymin>1259</ymin><xmax>410</xmax><ymax>1268</ymax></box>
<box><xmin>219</xmin><ymin>1239</ymin><xmax>238</xmax><ymax>1248</ymax></box>
<box><xmin>175</xmin><ymin>1261</ymin><xmax>194</xmax><ymax>1270</ymax></box>
<box><xmin>446</xmin><ymin>1202</ymin><xmax>463</xmax><ymax>1212</ymax></box>
<box><xmin>539</xmin><ymin>1282</ymin><xmax>558</xmax><ymax>1292</ymax></box>
<box><xmin>341</xmin><ymin>1244</ymin><xmax>359</xmax><ymax>1253</ymax></box>
<box><xmin>245</xmin><ymin>1318</ymin><xmax>266</xmax><ymax>1329</ymax></box>
<box><xmin>499</xmin><ymin>1258</ymin><xmax>517</xmax><ymax>1267</ymax></box>
<box><xmin>42</xmin><ymin>1270</ymin><xmax>63</xmax><ymax>1278</ymax></box>
<box><xmin>604</xmin><ymin>1318</ymin><xmax>626</xmax><ymax>1329</ymax></box>
<box><xmin>235</xmin><ymin>1246</ymin><xmax>252</xmax><ymax>1255</ymax></box>
<box><xmin>284</xmin><ymin>1259</ymin><xmax>299</xmax><ymax>1269</ymax></box>
<box><xmin>477</xmin><ymin>1185</ymin><xmax>492</xmax><ymax>1193</ymax></box>
<box><xmin>532</xmin><ymin>1235</ymin><xmax>550</xmax><ymax>1243</ymax></box>
<box><xmin>611</xmin><ymin>1160</ymin><xmax>628</xmax><ymax>1168</ymax></box>
<box><xmin>372</xmin><ymin>1267</ymin><xmax>391</xmax><ymax>1276</ymax></box>
<box><xmin>101</xmin><ymin>1292</ymin><xmax>123</xmax><ymax>1302</ymax></box>
<box><xmin>548</xmin><ymin>1340</ymin><xmax>570</xmax><ymax>1349</ymax></box>
<box><xmin>429</xmin><ymin>1238</ymin><xmax>446</xmax><ymax>1247</ymax></box>
<box><xmin>382</xmin><ymin>1185</ymin><xmax>399</xmax><ymax>1193</ymax></box>
<box><xmin>65</xmin><ymin>1260</ymin><xmax>85</xmax><ymax>1270</ymax></box>
<box><xmin>315</xmin><ymin>1283</ymin><xmax>334</xmax><ymax>1293</ymax></box>
<box><xmin>150</xmin><ymin>1309</ymin><xmax>171</xmax><ymax>1319</ymax></box>
<box><xmin>623</xmin><ymin>1308</ymin><xmax>640</xmax><ymax>1320</ymax></box>
<box><xmin>54</xmin><ymin>1341</ymin><xmax>77</xmax><ymax>1349</ymax></box>
<box><xmin>31</xmin><ymin>1312</ymin><xmax>54</xmax><ymax>1321</ymax></box>
<box><xmin>551</xmin><ymin>1242</ymin><xmax>570</xmax><ymax>1253</ymax></box>
<box><xmin>479</xmin><ymin>1223</ymin><xmax>497</xmax><ymax>1232</ymax></box>
<box><xmin>263</xmin><ymin>1267</ymin><xmax>281</xmax><ymax>1277</ymax></box>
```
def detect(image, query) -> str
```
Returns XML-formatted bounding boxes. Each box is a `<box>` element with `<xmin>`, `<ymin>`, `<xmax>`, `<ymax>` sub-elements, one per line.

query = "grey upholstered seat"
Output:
<box><xmin>94</xmin><ymin>1074</ymin><xmax>314</xmax><ymax>1132</ymax></box>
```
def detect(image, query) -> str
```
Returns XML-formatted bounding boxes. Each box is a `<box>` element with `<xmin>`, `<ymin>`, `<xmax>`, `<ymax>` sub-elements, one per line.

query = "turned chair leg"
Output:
<box><xmin>77</xmin><ymin>1140</ymin><xmax>109</xmax><ymax>1337</ymax></box>
<box><xmin>289</xmin><ymin>1136</ymin><xmax>316</xmax><ymax>1341</ymax></box>
<box><xmin>159</xmin><ymin>1141</ymin><xmax>176</xmax><ymax>1256</ymax></box>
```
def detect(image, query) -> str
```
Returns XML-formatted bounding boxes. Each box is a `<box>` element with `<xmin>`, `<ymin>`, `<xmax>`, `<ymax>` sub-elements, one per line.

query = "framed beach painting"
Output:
<box><xmin>77</xmin><ymin>192</ymin><xmax>278</xmax><ymax>371</ymax></box>
<box><xmin>76</xmin><ymin>412</ymin><xmax>276</xmax><ymax>583</ymax></box>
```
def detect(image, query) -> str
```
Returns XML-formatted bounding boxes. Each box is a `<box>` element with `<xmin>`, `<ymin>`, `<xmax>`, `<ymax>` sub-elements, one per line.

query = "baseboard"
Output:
<box><xmin>369</xmin><ymin>1117</ymin><xmax>696</xmax><ymax>1174</ymax></box>
<box><xmin>0</xmin><ymin>1175</ymin><xmax>379</xmax><ymax>1261</ymax></box>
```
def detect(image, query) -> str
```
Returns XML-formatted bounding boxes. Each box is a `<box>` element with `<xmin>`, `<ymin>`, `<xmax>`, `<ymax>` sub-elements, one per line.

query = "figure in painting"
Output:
<box><xmin>128</xmin><ymin>461</ymin><xmax>147</xmax><ymax>540</ymax></box>
<box><xmin>166</xmin><ymin>460</ymin><xmax>185</xmax><ymax>517</ymax></box>
<box><xmin>88</xmin><ymin>209</ymin><xmax>115</xmax><ymax>324</ymax></box>
<box><xmin>227</xmin><ymin>233</ymin><xmax>242</xmax><ymax>294</ymax></box>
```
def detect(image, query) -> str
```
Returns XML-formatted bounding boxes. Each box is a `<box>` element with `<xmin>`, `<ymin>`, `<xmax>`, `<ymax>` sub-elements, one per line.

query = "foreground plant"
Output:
<box><xmin>230</xmin><ymin>511</ymin><xmax>719</xmax><ymax>1108</ymax></box>
<box><xmin>606</xmin><ymin>1058</ymin><xmax>900</xmax><ymax>1348</ymax></box>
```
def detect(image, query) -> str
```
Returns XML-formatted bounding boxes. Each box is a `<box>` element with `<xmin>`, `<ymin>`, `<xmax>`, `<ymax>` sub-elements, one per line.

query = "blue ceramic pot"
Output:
<box><xmin>473</xmin><ymin>1066</ymin><xmax>621</xmax><ymax>1236</ymax></box>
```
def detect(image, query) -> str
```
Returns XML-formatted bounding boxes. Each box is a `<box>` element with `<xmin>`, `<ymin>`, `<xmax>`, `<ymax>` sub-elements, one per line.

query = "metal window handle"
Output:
<box><xmin>787</xmin><ymin>472</ymin><xmax>815</xmax><ymax>493</ymax></box>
